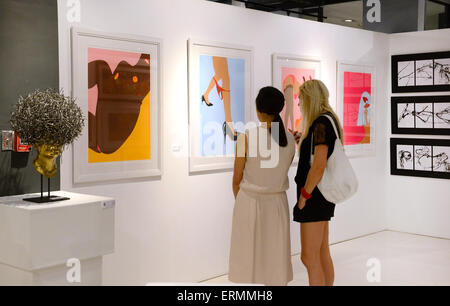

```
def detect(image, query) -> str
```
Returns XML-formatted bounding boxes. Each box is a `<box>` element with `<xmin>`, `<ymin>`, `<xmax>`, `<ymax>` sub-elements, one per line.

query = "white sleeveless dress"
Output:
<box><xmin>228</xmin><ymin>126</ymin><xmax>295</xmax><ymax>286</ymax></box>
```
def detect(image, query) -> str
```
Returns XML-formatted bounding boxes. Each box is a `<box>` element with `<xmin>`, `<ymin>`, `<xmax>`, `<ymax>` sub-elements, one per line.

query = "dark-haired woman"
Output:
<box><xmin>228</xmin><ymin>87</ymin><xmax>295</xmax><ymax>286</ymax></box>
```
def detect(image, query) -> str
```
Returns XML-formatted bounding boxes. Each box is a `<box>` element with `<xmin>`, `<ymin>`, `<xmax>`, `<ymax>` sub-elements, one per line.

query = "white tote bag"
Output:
<box><xmin>310</xmin><ymin>114</ymin><xmax>358</xmax><ymax>204</ymax></box>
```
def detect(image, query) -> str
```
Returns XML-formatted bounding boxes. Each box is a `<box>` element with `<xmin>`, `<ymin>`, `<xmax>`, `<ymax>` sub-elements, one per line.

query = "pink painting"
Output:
<box><xmin>280</xmin><ymin>67</ymin><xmax>315</xmax><ymax>133</ymax></box>
<box><xmin>343</xmin><ymin>72</ymin><xmax>372</xmax><ymax>145</ymax></box>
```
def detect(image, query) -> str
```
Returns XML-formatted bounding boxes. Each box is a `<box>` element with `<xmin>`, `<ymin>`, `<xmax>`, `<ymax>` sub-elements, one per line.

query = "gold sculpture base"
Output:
<box><xmin>24</xmin><ymin>144</ymin><xmax>68</xmax><ymax>203</ymax></box>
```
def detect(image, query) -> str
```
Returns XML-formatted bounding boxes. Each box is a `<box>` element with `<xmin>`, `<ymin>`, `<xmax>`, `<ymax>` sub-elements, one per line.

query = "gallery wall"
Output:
<box><xmin>0</xmin><ymin>0</ymin><xmax>60</xmax><ymax>197</ymax></box>
<box><xmin>57</xmin><ymin>0</ymin><xmax>389</xmax><ymax>285</ymax></box>
<box><xmin>388</xmin><ymin>29</ymin><xmax>450</xmax><ymax>239</ymax></box>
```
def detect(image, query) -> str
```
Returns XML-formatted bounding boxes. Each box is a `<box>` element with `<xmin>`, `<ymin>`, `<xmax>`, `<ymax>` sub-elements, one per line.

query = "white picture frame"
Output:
<box><xmin>272</xmin><ymin>53</ymin><xmax>321</xmax><ymax>164</ymax></box>
<box><xmin>188</xmin><ymin>39</ymin><xmax>253</xmax><ymax>174</ymax></box>
<box><xmin>337</xmin><ymin>61</ymin><xmax>376</xmax><ymax>158</ymax></box>
<box><xmin>71</xmin><ymin>27</ymin><xmax>162</xmax><ymax>184</ymax></box>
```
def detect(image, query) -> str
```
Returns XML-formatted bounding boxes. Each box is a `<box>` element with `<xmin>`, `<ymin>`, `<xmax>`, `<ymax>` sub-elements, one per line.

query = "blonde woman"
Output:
<box><xmin>291</xmin><ymin>79</ymin><xmax>344</xmax><ymax>286</ymax></box>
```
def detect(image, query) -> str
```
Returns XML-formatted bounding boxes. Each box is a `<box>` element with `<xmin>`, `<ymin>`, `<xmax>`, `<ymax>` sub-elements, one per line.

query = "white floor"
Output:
<box><xmin>203</xmin><ymin>231</ymin><xmax>450</xmax><ymax>286</ymax></box>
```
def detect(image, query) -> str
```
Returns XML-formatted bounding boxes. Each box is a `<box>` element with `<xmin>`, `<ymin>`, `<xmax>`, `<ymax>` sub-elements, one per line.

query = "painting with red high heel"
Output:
<box><xmin>199</xmin><ymin>55</ymin><xmax>245</xmax><ymax>157</ymax></box>
<box><xmin>188</xmin><ymin>39</ymin><xmax>253</xmax><ymax>173</ymax></box>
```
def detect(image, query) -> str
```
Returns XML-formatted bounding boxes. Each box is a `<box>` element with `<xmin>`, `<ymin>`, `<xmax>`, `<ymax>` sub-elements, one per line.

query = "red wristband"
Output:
<box><xmin>301</xmin><ymin>187</ymin><xmax>312</xmax><ymax>199</ymax></box>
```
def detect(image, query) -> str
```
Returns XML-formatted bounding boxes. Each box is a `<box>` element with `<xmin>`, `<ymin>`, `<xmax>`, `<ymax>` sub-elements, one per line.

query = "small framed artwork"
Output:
<box><xmin>391</xmin><ymin>96</ymin><xmax>450</xmax><ymax>135</ymax></box>
<box><xmin>188</xmin><ymin>39</ymin><xmax>253</xmax><ymax>174</ymax></box>
<box><xmin>71</xmin><ymin>27</ymin><xmax>162</xmax><ymax>183</ymax></box>
<box><xmin>390</xmin><ymin>138</ymin><xmax>450</xmax><ymax>179</ymax></box>
<box><xmin>272</xmin><ymin>53</ymin><xmax>321</xmax><ymax>163</ymax></box>
<box><xmin>337</xmin><ymin>61</ymin><xmax>376</xmax><ymax>158</ymax></box>
<box><xmin>392</xmin><ymin>51</ymin><xmax>450</xmax><ymax>93</ymax></box>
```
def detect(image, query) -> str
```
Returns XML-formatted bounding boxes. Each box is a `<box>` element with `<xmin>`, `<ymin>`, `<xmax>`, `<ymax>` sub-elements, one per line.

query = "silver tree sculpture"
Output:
<box><xmin>10</xmin><ymin>89</ymin><xmax>84</xmax><ymax>178</ymax></box>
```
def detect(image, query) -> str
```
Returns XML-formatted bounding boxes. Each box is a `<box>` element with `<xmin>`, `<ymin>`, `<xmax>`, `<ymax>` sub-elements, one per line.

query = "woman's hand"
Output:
<box><xmin>297</xmin><ymin>195</ymin><xmax>307</xmax><ymax>210</ymax></box>
<box><xmin>288</xmin><ymin>129</ymin><xmax>302</xmax><ymax>145</ymax></box>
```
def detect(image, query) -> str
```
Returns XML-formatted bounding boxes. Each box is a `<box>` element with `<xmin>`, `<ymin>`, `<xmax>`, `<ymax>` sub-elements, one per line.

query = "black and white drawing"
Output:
<box><xmin>392</xmin><ymin>51</ymin><xmax>450</xmax><ymax>93</ymax></box>
<box><xmin>397</xmin><ymin>145</ymin><xmax>413</xmax><ymax>170</ymax></box>
<box><xmin>415</xmin><ymin>103</ymin><xmax>433</xmax><ymax>129</ymax></box>
<box><xmin>415</xmin><ymin>60</ymin><xmax>433</xmax><ymax>86</ymax></box>
<box><xmin>391</xmin><ymin>138</ymin><xmax>450</xmax><ymax>179</ymax></box>
<box><xmin>434</xmin><ymin>102</ymin><xmax>450</xmax><ymax>129</ymax></box>
<box><xmin>434</xmin><ymin>58</ymin><xmax>450</xmax><ymax>85</ymax></box>
<box><xmin>432</xmin><ymin>146</ymin><xmax>450</xmax><ymax>173</ymax></box>
<box><xmin>397</xmin><ymin>61</ymin><xmax>415</xmax><ymax>87</ymax></box>
<box><xmin>414</xmin><ymin>145</ymin><xmax>432</xmax><ymax>171</ymax></box>
<box><xmin>397</xmin><ymin>103</ymin><xmax>415</xmax><ymax>128</ymax></box>
<box><xmin>391</xmin><ymin>96</ymin><xmax>450</xmax><ymax>135</ymax></box>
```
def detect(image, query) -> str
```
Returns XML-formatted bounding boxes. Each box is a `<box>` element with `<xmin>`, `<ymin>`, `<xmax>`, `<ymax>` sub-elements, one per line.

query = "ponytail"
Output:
<box><xmin>256</xmin><ymin>87</ymin><xmax>288</xmax><ymax>147</ymax></box>
<box><xmin>271</xmin><ymin>114</ymin><xmax>288</xmax><ymax>147</ymax></box>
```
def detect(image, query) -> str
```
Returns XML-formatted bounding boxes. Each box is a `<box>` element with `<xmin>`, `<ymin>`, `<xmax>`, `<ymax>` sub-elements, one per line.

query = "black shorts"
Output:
<box><xmin>293</xmin><ymin>198</ymin><xmax>335</xmax><ymax>223</ymax></box>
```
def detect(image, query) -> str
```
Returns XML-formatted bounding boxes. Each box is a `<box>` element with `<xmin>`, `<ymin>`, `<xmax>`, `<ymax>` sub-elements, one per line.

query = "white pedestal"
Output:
<box><xmin>0</xmin><ymin>191</ymin><xmax>115</xmax><ymax>286</ymax></box>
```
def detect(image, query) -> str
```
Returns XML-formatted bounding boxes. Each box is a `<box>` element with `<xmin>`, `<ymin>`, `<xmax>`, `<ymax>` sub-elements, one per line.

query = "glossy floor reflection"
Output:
<box><xmin>203</xmin><ymin>231</ymin><xmax>450</xmax><ymax>286</ymax></box>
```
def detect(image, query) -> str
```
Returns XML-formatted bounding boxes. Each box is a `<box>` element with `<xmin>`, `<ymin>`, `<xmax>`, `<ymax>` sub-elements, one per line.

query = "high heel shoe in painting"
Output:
<box><xmin>201</xmin><ymin>95</ymin><xmax>213</xmax><ymax>106</ymax></box>
<box><xmin>222</xmin><ymin>121</ymin><xmax>239</xmax><ymax>142</ymax></box>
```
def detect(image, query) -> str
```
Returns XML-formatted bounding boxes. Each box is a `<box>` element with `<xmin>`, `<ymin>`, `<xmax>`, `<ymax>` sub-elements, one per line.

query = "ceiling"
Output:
<box><xmin>210</xmin><ymin>0</ymin><xmax>360</xmax><ymax>20</ymax></box>
<box><xmin>208</xmin><ymin>0</ymin><xmax>450</xmax><ymax>30</ymax></box>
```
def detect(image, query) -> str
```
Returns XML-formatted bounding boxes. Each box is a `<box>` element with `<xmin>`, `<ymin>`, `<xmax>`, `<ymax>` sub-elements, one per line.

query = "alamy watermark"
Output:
<box><xmin>201</xmin><ymin>120</ymin><xmax>281</xmax><ymax>169</ymax></box>
<box><xmin>66</xmin><ymin>258</ymin><xmax>81</xmax><ymax>283</ymax></box>
<box><xmin>366</xmin><ymin>0</ymin><xmax>381</xmax><ymax>23</ymax></box>
<box><xmin>66</xmin><ymin>0</ymin><xmax>81</xmax><ymax>23</ymax></box>
<box><xmin>366</xmin><ymin>257</ymin><xmax>381</xmax><ymax>283</ymax></box>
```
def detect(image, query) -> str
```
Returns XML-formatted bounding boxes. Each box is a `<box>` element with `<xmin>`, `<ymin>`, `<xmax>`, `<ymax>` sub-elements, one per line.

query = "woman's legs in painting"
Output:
<box><xmin>212</xmin><ymin>56</ymin><xmax>236</xmax><ymax>138</ymax></box>
<box><xmin>221</xmin><ymin>75</ymin><xmax>237</xmax><ymax>138</ymax></box>
<box><xmin>202</xmin><ymin>78</ymin><xmax>216</xmax><ymax>106</ymax></box>
<box><xmin>284</xmin><ymin>86</ymin><xmax>294</xmax><ymax>131</ymax></box>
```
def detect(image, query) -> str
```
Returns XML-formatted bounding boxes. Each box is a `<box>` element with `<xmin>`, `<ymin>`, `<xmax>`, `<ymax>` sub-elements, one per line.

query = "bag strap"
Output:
<box><xmin>321</xmin><ymin>114</ymin><xmax>341</xmax><ymax>141</ymax></box>
<box><xmin>310</xmin><ymin>113</ymin><xmax>341</xmax><ymax>158</ymax></box>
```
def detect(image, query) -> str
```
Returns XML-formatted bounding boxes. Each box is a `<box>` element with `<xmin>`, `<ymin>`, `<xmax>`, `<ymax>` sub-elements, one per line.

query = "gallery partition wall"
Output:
<box><xmin>0</xmin><ymin>0</ymin><xmax>60</xmax><ymax>197</ymax></box>
<box><xmin>388</xmin><ymin>30</ymin><xmax>450</xmax><ymax>239</ymax></box>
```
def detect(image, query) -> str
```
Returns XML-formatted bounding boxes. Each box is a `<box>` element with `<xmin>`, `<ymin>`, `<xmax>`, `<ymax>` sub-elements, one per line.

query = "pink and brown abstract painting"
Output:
<box><xmin>88</xmin><ymin>47</ymin><xmax>151</xmax><ymax>163</ymax></box>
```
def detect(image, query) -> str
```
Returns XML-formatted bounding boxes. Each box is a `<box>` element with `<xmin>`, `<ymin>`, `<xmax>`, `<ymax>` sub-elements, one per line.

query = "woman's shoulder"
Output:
<box><xmin>313</xmin><ymin>112</ymin><xmax>335</xmax><ymax>124</ymax></box>
<box><xmin>312</xmin><ymin>113</ymin><xmax>339</xmax><ymax>141</ymax></box>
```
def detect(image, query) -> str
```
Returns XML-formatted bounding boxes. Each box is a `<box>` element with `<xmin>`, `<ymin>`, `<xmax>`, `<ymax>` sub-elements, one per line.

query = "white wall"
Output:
<box><xmin>388</xmin><ymin>29</ymin><xmax>450</xmax><ymax>239</ymax></box>
<box><xmin>58</xmin><ymin>0</ymin><xmax>389</xmax><ymax>285</ymax></box>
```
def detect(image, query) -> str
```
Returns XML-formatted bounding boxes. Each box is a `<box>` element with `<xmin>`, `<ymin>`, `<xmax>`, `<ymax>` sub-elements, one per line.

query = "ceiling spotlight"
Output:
<box><xmin>344</xmin><ymin>19</ymin><xmax>354</xmax><ymax>23</ymax></box>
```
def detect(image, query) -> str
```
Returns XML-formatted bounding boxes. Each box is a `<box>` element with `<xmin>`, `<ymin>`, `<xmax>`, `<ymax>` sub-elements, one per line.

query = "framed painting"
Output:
<box><xmin>392</xmin><ymin>51</ymin><xmax>450</xmax><ymax>93</ymax></box>
<box><xmin>188</xmin><ymin>39</ymin><xmax>253</xmax><ymax>174</ymax></box>
<box><xmin>391</xmin><ymin>96</ymin><xmax>450</xmax><ymax>136</ymax></box>
<box><xmin>272</xmin><ymin>53</ymin><xmax>321</xmax><ymax>163</ymax></box>
<box><xmin>71</xmin><ymin>27</ymin><xmax>162</xmax><ymax>183</ymax></box>
<box><xmin>337</xmin><ymin>61</ymin><xmax>376</xmax><ymax>157</ymax></box>
<box><xmin>390</xmin><ymin>138</ymin><xmax>450</xmax><ymax>179</ymax></box>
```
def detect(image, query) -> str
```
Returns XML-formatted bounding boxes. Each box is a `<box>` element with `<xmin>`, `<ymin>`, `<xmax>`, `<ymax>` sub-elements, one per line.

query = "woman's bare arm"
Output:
<box><xmin>232</xmin><ymin>133</ymin><xmax>247</xmax><ymax>199</ymax></box>
<box><xmin>298</xmin><ymin>144</ymin><xmax>328</xmax><ymax>209</ymax></box>
<box><xmin>304</xmin><ymin>144</ymin><xmax>328</xmax><ymax>193</ymax></box>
